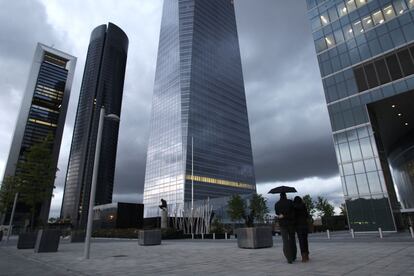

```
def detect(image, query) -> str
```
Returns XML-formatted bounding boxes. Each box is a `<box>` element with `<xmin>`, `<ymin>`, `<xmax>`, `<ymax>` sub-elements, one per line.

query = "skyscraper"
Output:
<box><xmin>60</xmin><ymin>23</ymin><xmax>128</xmax><ymax>228</ymax></box>
<box><xmin>143</xmin><ymin>0</ymin><xmax>256</xmax><ymax>217</ymax></box>
<box><xmin>307</xmin><ymin>0</ymin><xmax>414</xmax><ymax>231</ymax></box>
<box><xmin>2</xmin><ymin>43</ymin><xmax>76</xmax><ymax>226</ymax></box>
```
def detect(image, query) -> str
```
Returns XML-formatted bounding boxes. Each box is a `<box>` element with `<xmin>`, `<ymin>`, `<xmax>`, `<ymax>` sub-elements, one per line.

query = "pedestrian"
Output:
<box><xmin>275</xmin><ymin>192</ymin><xmax>297</xmax><ymax>263</ymax></box>
<box><xmin>293</xmin><ymin>196</ymin><xmax>310</xmax><ymax>262</ymax></box>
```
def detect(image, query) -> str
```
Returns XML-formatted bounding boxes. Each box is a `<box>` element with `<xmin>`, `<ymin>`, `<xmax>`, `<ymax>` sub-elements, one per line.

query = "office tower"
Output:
<box><xmin>143</xmin><ymin>0</ymin><xmax>256</xmax><ymax>217</ymax></box>
<box><xmin>60</xmin><ymin>23</ymin><xmax>128</xmax><ymax>227</ymax></box>
<box><xmin>2</xmin><ymin>43</ymin><xmax>76</xmax><ymax>226</ymax></box>
<box><xmin>307</xmin><ymin>0</ymin><xmax>414</xmax><ymax>231</ymax></box>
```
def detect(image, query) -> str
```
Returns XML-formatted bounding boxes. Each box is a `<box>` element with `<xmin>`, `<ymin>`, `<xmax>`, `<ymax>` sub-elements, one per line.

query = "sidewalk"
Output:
<box><xmin>1</xmin><ymin>236</ymin><xmax>413</xmax><ymax>275</ymax></box>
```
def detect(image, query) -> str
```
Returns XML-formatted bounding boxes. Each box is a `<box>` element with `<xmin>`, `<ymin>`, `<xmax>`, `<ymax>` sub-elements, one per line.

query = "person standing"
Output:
<box><xmin>275</xmin><ymin>192</ymin><xmax>297</xmax><ymax>263</ymax></box>
<box><xmin>293</xmin><ymin>196</ymin><xmax>310</xmax><ymax>262</ymax></box>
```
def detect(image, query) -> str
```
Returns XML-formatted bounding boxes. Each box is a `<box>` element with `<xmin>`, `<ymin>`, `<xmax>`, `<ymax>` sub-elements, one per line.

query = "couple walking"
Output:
<box><xmin>275</xmin><ymin>192</ymin><xmax>310</xmax><ymax>264</ymax></box>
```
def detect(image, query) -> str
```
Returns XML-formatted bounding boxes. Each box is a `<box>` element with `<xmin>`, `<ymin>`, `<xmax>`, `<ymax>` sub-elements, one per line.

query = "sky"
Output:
<box><xmin>0</xmin><ymin>0</ymin><xmax>344</xmax><ymax>218</ymax></box>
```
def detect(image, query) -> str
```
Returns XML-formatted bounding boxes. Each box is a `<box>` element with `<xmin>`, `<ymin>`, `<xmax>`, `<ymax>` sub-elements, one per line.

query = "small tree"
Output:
<box><xmin>302</xmin><ymin>194</ymin><xmax>316</xmax><ymax>217</ymax></box>
<box><xmin>315</xmin><ymin>196</ymin><xmax>335</xmax><ymax>218</ymax></box>
<box><xmin>0</xmin><ymin>176</ymin><xmax>21</xmax><ymax>224</ymax></box>
<box><xmin>210</xmin><ymin>217</ymin><xmax>225</xmax><ymax>234</ymax></box>
<box><xmin>17</xmin><ymin>134</ymin><xmax>57</xmax><ymax>231</ymax></box>
<box><xmin>227</xmin><ymin>193</ymin><xmax>269</xmax><ymax>227</ymax></box>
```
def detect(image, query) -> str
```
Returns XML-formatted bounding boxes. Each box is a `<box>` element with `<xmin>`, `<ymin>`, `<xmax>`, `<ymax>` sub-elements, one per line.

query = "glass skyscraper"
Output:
<box><xmin>2</xmin><ymin>43</ymin><xmax>76</xmax><ymax>226</ymax></box>
<box><xmin>61</xmin><ymin>23</ymin><xmax>128</xmax><ymax>228</ymax></box>
<box><xmin>143</xmin><ymin>0</ymin><xmax>256</xmax><ymax>217</ymax></box>
<box><xmin>307</xmin><ymin>0</ymin><xmax>414</xmax><ymax>231</ymax></box>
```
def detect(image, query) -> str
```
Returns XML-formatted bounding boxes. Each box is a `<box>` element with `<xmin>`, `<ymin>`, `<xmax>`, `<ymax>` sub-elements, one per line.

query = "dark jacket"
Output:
<box><xmin>275</xmin><ymin>199</ymin><xmax>295</xmax><ymax>227</ymax></box>
<box><xmin>293</xmin><ymin>202</ymin><xmax>310</xmax><ymax>227</ymax></box>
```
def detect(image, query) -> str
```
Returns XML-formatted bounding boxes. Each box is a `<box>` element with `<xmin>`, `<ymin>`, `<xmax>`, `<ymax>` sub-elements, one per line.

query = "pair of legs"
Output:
<box><xmin>296</xmin><ymin>225</ymin><xmax>309</xmax><ymax>262</ymax></box>
<box><xmin>280</xmin><ymin>225</ymin><xmax>297</xmax><ymax>263</ymax></box>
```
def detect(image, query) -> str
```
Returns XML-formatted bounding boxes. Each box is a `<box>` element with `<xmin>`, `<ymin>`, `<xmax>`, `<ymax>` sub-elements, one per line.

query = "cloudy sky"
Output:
<box><xmin>0</xmin><ymin>0</ymin><xmax>343</xmax><ymax>217</ymax></box>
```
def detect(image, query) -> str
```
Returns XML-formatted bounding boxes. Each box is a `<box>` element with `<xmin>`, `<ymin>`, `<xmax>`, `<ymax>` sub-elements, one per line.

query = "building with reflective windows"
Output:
<box><xmin>60</xmin><ymin>23</ymin><xmax>128</xmax><ymax>228</ymax></box>
<box><xmin>2</xmin><ymin>43</ymin><xmax>76</xmax><ymax>226</ymax></box>
<box><xmin>307</xmin><ymin>0</ymin><xmax>414</xmax><ymax>231</ymax></box>
<box><xmin>143</xmin><ymin>0</ymin><xmax>256</xmax><ymax>217</ymax></box>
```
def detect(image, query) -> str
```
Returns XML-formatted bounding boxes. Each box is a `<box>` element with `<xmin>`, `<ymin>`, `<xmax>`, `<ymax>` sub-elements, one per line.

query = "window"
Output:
<box><xmin>372</xmin><ymin>10</ymin><xmax>385</xmax><ymax>25</ymax></box>
<box><xmin>315</xmin><ymin>37</ymin><xmax>327</xmax><ymax>52</ymax></box>
<box><xmin>353</xmin><ymin>161</ymin><xmax>365</xmax><ymax>173</ymax></box>
<box><xmin>367</xmin><ymin>172</ymin><xmax>382</xmax><ymax>193</ymax></box>
<box><xmin>386</xmin><ymin>54</ymin><xmax>403</xmax><ymax>80</ymax></box>
<box><xmin>374</xmin><ymin>59</ymin><xmax>391</xmax><ymax>84</ymax></box>
<box><xmin>329</xmin><ymin>7</ymin><xmax>339</xmax><ymax>22</ymax></box>
<box><xmin>311</xmin><ymin>16</ymin><xmax>322</xmax><ymax>30</ymax></box>
<box><xmin>362</xmin><ymin>16</ymin><xmax>374</xmax><ymax>30</ymax></box>
<box><xmin>325</xmin><ymin>34</ymin><xmax>335</xmax><ymax>48</ymax></box>
<box><xmin>353</xmin><ymin>20</ymin><xmax>364</xmax><ymax>34</ymax></box>
<box><xmin>345</xmin><ymin>175</ymin><xmax>358</xmax><ymax>195</ymax></box>
<box><xmin>393</xmin><ymin>0</ymin><xmax>407</xmax><ymax>14</ymax></box>
<box><xmin>364</xmin><ymin>63</ymin><xmax>379</xmax><ymax>88</ymax></box>
<box><xmin>338</xmin><ymin>2</ymin><xmax>348</xmax><ymax>17</ymax></box>
<box><xmin>334</xmin><ymin>28</ymin><xmax>345</xmax><ymax>44</ymax></box>
<box><xmin>343</xmin><ymin>24</ymin><xmax>354</xmax><ymax>40</ymax></box>
<box><xmin>383</xmin><ymin>5</ymin><xmax>396</xmax><ymax>20</ymax></box>
<box><xmin>346</xmin><ymin>0</ymin><xmax>357</xmax><ymax>13</ymax></box>
<box><xmin>343</xmin><ymin>163</ymin><xmax>354</xmax><ymax>175</ymax></box>
<box><xmin>408</xmin><ymin>0</ymin><xmax>414</xmax><ymax>9</ymax></box>
<box><xmin>397</xmin><ymin>49</ymin><xmax>414</xmax><ymax>76</ymax></box>
<box><xmin>320</xmin><ymin>12</ymin><xmax>330</xmax><ymax>26</ymax></box>
<box><xmin>356</xmin><ymin>174</ymin><xmax>370</xmax><ymax>194</ymax></box>
<box><xmin>355</xmin><ymin>0</ymin><xmax>367</xmax><ymax>7</ymax></box>
<box><xmin>354</xmin><ymin>66</ymin><xmax>368</xmax><ymax>91</ymax></box>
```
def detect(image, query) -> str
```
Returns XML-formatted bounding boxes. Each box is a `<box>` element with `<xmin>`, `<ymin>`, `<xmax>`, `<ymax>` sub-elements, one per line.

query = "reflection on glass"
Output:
<box><xmin>383</xmin><ymin>5</ymin><xmax>396</xmax><ymax>20</ymax></box>
<box><xmin>316</xmin><ymin>37</ymin><xmax>327</xmax><ymax>52</ymax></box>
<box><xmin>343</xmin><ymin>24</ymin><xmax>354</xmax><ymax>40</ymax></box>
<box><xmin>338</xmin><ymin>2</ymin><xmax>348</xmax><ymax>17</ymax></box>
<box><xmin>360</xmin><ymin>137</ymin><xmax>374</xmax><ymax>158</ymax></box>
<box><xmin>353</xmin><ymin>161</ymin><xmax>365</xmax><ymax>173</ymax></box>
<box><xmin>346</xmin><ymin>0</ymin><xmax>357</xmax><ymax>12</ymax></box>
<box><xmin>393</xmin><ymin>0</ymin><xmax>407</xmax><ymax>14</ymax></box>
<box><xmin>357</xmin><ymin>126</ymin><xmax>369</xmax><ymax>139</ymax></box>
<box><xmin>353</xmin><ymin>20</ymin><xmax>364</xmax><ymax>33</ymax></box>
<box><xmin>339</xmin><ymin>142</ymin><xmax>352</xmax><ymax>162</ymax></box>
<box><xmin>345</xmin><ymin>175</ymin><xmax>358</xmax><ymax>195</ymax></box>
<box><xmin>355</xmin><ymin>0</ymin><xmax>367</xmax><ymax>7</ymax></box>
<box><xmin>320</xmin><ymin>12</ymin><xmax>330</xmax><ymax>26</ymax></box>
<box><xmin>325</xmin><ymin>34</ymin><xmax>335</xmax><ymax>48</ymax></box>
<box><xmin>341</xmin><ymin>177</ymin><xmax>348</xmax><ymax>195</ymax></box>
<box><xmin>356</xmin><ymin>173</ymin><xmax>370</xmax><ymax>194</ymax></box>
<box><xmin>343</xmin><ymin>163</ymin><xmax>354</xmax><ymax>175</ymax></box>
<box><xmin>349</xmin><ymin>140</ymin><xmax>362</xmax><ymax>160</ymax></box>
<box><xmin>334</xmin><ymin>28</ymin><xmax>345</xmax><ymax>44</ymax></box>
<box><xmin>362</xmin><ymin>16</ymin><xmax>373</xmax><ymax>30</ymax></box>
<box><xmin>367</xmin><ymin>172</ymin><xmax>382</xmax><ymax>193</ymax></box>
<box><xmin>372</xmin><ymin>10</ymin><xmax>385</xmax><ymax>25</ymax></box>
<box><xmin>408</xmin><ymin>0</ymin><xmax>414</xmax><ymax>9</ymax></box>
<box><xmin>347</xmin><ymin>129</ymin><xmax>358</xmax><ymax>141</ymax></box>
<box><xmin>364</xmin><ymin>158</ymin><xmax>377</xmax><ymax>172</ymax></box>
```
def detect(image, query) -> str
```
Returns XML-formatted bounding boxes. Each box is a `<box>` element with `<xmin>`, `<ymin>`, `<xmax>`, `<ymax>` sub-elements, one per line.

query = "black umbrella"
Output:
<box><xmin>268</xmin><ymin>186</ymin><xmax>297</xmax><ymax>194</ymax></box>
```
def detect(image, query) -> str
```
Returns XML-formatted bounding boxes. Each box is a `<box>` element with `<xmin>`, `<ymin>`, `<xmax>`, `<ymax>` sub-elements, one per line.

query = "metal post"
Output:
<box><xmin>6</xmin><ymin>192</ymin><xmax>18</xmax><ymax>243</ymax></box>
<box><xmin>409</xmin><ymin>226</ymin><xmax>414</xmax><ymax>238</ymax></box>
<box><xmin>378</xmin><ymin>227</ymin><xmax>383</xmax><ymax>239</ymax></box>
<box><xmin>191</xmin><ymin>233</ymin><xmax>194</xmax><ymax>240</ymax></box>
<box><xmin>213</xmin><ymin>233</ymin><xmax>215</xmax><ymax>240</ymax></box>
<box><xmin>326</xmin><ymin>229</ymin><xmax>330</xmax><ymax>239</ymax></box>
<box><xmin>225</xmin><ymin>232</ymin><xmax>228</xmax><ymax>240</ymax></box>
<box><xmin>84</xmin><ymin>107</ymin><xmax>105</xmax><ymax>259</ymax></box>
<box><xmin>350</xmin><ymin>228</ymin><xmax>355</xmax><ymax>239</ymax></box>
<box><xmin>191</xmin><ymin>136</ymin><xmax>194</xmax><ymax>236</ymax></box>
<box><xmin>201</xmin><ymin>233</ymin><xmax>204</xmax><ymax>240</ymax></box>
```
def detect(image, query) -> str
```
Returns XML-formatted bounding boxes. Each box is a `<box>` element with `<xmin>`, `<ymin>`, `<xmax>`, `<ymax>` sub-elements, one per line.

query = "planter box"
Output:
<box><xmin>70</xmin><ymin>230</ymin><xmax>85</xmax><ymax>243</ymax></box>
<box><xmin>236</xmin><ymin>227</ymin><xmax>273</xmax><ymax>249</ymax></box>
<box><xmin>17</xmin><ymin>232</ymin><xmax>37</xmax><ymax>249</ymax></box>
<box><xmin>34</xmin><ymin>229</ymin><xmax>60</xmax><ymax>253</ymax></box>
<box><xmin>138</xmin><ymin>229</ymin><xmax>161</xmax><ymax>246</ymax></box>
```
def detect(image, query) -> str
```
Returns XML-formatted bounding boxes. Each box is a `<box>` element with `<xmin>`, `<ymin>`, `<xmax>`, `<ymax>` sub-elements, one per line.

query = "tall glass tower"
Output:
<box><xmin>143</xmin><ymin>0</ymin><xmax>256</xmax><ymax>217</ymax></box>
<box><xmin>60</xmin><ymin>23</ymin><xmax>128</xmax><ymax>228</ymax></box>
<box><xmin>2</xmin><ymin>43</ymin><xmax>76</xmax><ymax>226</ymax></box>
<box><xmin>307</xmin><ymin>0</ymin><xmax>414</xmax><ymax>231</ymax></box>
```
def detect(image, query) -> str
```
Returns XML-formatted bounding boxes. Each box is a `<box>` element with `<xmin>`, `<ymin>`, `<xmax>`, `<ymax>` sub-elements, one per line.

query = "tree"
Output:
<box><xmin>302</xmin><ymin>194</ymin><xmax>316</xmax><ymax>217</ymax></box>
<box><xmin>339</xmin><ymin>203</ymin><xmax>347</xmax><ymax>217</ymax></box>
<box><xmin>17</xmin><ymin>134</ymin><xmax>57</xmax><ymax>231</ymax></box>
<box><xmin>315</xmin><ymin>196</ymin><xmax>335</xmax><ymax>218</ymax></box>
<box><xmin>227</xmin><ymin>193</ymin><xmax>269</xmax><ymax>227</ymax></box>
<box><xmin>0</xmin><ymin>176</ymin><xmax>21</xmax><ymax>224</ymax></box>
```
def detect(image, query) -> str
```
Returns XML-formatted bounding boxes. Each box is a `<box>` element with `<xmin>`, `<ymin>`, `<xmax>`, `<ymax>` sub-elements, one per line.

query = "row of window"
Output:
<box><xmin>315</xmin><ymin>0</ymin><xmax>412</xmax><ymax>52</ymax></box>
<box><xmin>354</xmin><ymin>44</ymin><xmax>414</xmax><ymax>91</ymax></box>
<box><xmin>312</xmin><ymin>0</ymin><xmax>373</xmax><ymax>31</ymax></box>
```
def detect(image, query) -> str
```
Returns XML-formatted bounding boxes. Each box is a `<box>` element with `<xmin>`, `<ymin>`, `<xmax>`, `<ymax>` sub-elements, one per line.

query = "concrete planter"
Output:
<box><xmin>17</xmin><ymin>232</ymin><xmax>38</xmax><ymax>249</ymax></box>
<box><xmin>138</xmin><ymin>229</ymin><xmax>161</xmax><ymax>246</ymax></box>
<box><xmin>236</xmin><ymin>227</ymin><xmax>273</xmax><ymax>249</ymax></box>
<box><xmin>70</xmin><ymin>230</ymin><xmax>85</xmax><ymax>243</ymax></box>
<box><xmin>34</xmin><ymin>229</ymin><xmax>60</xmax><ymax>253</ymax></box>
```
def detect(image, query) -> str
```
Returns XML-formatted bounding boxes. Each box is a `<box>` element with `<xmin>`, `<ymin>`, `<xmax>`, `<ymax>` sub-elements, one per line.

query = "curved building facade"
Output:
<box><xmin>61</xmin><ymin>23</ymin><xmax>128</xmax><ymax>228</ymax></box>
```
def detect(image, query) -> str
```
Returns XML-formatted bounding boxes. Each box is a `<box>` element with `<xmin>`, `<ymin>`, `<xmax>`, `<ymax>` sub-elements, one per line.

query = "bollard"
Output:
<box><xmin>326</xmin><ymin>229</ymin><xmax>331</xmax><ymax>239</ymax></box>
<box><xmin>350</xmin><ymin>229</ymin><xmax>355</xmax><ymax>239</ymax></box>
<box><xmin>378</xmin><ymin>228</ymin><xmax>383</xmax><ymax>239</ymax></box>
<box><xmin>213</xmin><ymin>233</ymin><xmax>216</xmax><ymax>240</ymax></box>
<box><xmin>225</xmin><ymin>232</ymin><xmax>228</xmax><ymax>240</ymax></box>
<box><xmin>409</xmin><ymin>226</ymin><xmax>414</xmax><ymax>239</ymax></box>
<box><xmin>201</xmin><ymin>233</ymin><xmax>204</xmax><ymax>240</ymax></box>
<box><xmin>192</xmin><ymin>233</ymin><xmax>194</xmax><ymax>240</ymax></box>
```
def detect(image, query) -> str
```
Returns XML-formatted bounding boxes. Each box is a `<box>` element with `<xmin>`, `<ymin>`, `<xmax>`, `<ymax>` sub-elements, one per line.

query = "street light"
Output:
<box><xmin>84</xmin><ymin>107</ymin><xmax>120</xmax><ymax>259</ymax></box>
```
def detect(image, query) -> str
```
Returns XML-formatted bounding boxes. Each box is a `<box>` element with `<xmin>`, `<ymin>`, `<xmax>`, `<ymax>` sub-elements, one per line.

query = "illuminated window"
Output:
<box><xmin>337</xmin><ymin>2</ymin><xmax>348</xmax><ymax>17</ymax></box>
<box><xmin>372</xmin><ymin>10</ymin><xmax>385</xmax><ymax>25</ymax></box>
<box><xmin>355</xmin><ymin>0</ymin><xmax>367</xmax><ymax>8</ymax></box>
<box><xmin>343</xmin><ymin>24</ymin><xmax>354</xmax><ymax>40</ymax></box>
<box><xmin>320</xmin><ymin>12</ymin><xmax>330</xmax><ymax>26</ymax></box>
<box><xmin>408</xmin><ymin>0</ymin><xmax>414</xmax><ymax>9</ymax></box>
<box><xmin>346</xmin><ymin>0</ymin><xmax>357</xmax><ymax>13</ymax></box>
<box><xmin>393</xmin><ymin>0</ymin><xmax>407</xmax><ymax>14</ymax></box>
<box><xmin>325</xmin><ymin>34</ymin><xmax>335</xmax><ymax>48</ymax></box>
<box><xmin>353</xmin><ymin>20</ymin><xmax>364</xmax><ymax>34</ymax></box>
<box><xmin>362</xmin><ymin>16</ymin><xmax>373</xmax><ymax>30</ymax></box>
<box><xmin>383</xmin><ymin>5</ymin><xmax>396</xmax><ymax>20</ymax></box>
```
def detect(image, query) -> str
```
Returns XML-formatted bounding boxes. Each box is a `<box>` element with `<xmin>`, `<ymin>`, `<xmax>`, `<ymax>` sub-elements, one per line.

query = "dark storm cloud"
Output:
<box><xmin>235</xmin><ymin>0</ymin><xmax>338</xmax><ymax>183</ymax></box>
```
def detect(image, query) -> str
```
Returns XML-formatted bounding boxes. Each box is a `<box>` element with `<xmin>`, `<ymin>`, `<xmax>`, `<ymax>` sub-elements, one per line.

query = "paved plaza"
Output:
<box><xmin>1</xmin><ymin>233</ymin><xmax>413</xmax><ymax>276</ymax></box>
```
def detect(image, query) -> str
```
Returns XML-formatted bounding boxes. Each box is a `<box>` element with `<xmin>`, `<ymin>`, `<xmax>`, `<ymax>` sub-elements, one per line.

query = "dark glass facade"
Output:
<box><xmin>60</xmin><ymin>23</ymin><xmax>128</xmax><ymax>228</ymax></box>
<box><xmin>143</xmin><ymin>0</ymin><xmax>256</xmax><ymax>217</ymax></box>
<box><xmin>307</xmin><ymin>0</ymin><xmax>414</xmax><ymax>231</ymax></box>
<box><xmin>2</xmin><ymin>43</ymin><xmax>76</xmax><ymax>226</ymax></box>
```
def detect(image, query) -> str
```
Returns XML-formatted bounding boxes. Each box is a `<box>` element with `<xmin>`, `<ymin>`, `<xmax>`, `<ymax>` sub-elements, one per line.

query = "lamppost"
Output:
<box><xmin>84</xmin><ymin>107</ymin><xmax>120</xmax><ymax>259</ymax></box>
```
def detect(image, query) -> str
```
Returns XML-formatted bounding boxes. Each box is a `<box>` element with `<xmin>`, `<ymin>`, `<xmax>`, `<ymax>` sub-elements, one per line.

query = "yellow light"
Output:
<box><xmin>325</xmin><ymin>37</ymin><xmax>332</xmax><ymax>45</ymax></box>
<box><xmin>367</xmin><ymin>19</ymin><xmax>372</xmax><ymax>24</ymax></box>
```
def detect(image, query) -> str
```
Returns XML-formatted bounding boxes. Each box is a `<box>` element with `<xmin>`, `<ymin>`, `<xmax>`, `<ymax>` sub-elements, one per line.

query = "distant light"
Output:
<box><xmin>349</xmin><ymin>29</ymin><xmax>353</xmax><ymax>33</ymax></box>
<box><xmin>398</xmin><ymin>113</ymin><xmax>402</xmax><ymax>117</ymax></box>
<box><xmin>386</xmin><ymin>9</ymin><xmax>392</xmax><ymax>15</ymax></box>
<box><xmin>405</xmin><ymin>122</ymin><xmax>409</xmax><ymax>126</ymax></box>
<box><xmin>343</xmin><ymin>7</ymin><xmax>347</xmax><ymax>13</ymax></box>
<box><xmin>392</xmin><ymin>105</ymin><xmax>396</xmax><ymax>108</ymax></box>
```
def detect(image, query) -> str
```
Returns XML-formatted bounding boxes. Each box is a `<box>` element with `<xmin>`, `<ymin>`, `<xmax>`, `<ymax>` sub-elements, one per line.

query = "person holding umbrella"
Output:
<box><xmin>270</xmin><ymin>186</ymin><xmax>297</xmax><ymax>264</ymax></box>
